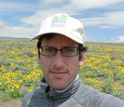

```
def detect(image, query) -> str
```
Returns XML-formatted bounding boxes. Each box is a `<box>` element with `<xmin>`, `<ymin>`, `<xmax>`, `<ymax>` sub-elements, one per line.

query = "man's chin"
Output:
<box><xmin>49</xmin><ymin>81</ymin><xmax>69</xmax><ymax>90</ymax></box>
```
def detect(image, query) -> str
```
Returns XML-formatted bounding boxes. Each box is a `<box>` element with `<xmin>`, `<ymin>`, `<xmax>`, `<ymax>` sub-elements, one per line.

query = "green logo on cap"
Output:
<box><xmin>52</xmin><ymin>15</ymin><xmax>67</xmax><ymax>21</ymax></box>
<box><xmin>51</xmin><ymin>15</ymin><xmax>67</xmax><ymax>27</ymax></box>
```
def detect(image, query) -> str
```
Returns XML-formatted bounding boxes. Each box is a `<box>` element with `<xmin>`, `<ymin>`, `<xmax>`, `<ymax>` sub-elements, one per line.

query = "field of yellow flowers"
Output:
<box><xmin>0</xmin><ymin>38</ymin><xmax>124</xmax><ymax>101</ymax></box>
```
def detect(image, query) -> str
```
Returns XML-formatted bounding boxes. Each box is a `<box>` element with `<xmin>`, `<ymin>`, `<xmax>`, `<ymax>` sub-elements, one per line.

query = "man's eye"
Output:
<box><xmin>45</xmin><ymin>47</ymin><xmax>55</xmax><ymax>52</ymax></box>
<box><xmin>64</xmin><ymin>48</ymin><xmax>75</xmax><ymax>52</ymax></box>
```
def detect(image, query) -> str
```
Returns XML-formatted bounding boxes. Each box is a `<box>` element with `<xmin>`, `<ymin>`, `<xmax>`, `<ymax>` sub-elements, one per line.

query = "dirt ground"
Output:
<box><xmin>0</xmin><ymin>99</ymin><xmax>22</xmax><ymax>107</ymax></box>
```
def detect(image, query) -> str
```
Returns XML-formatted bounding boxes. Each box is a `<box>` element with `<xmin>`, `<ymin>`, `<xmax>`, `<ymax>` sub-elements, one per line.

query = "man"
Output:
<box><xmin>22</xmin><ymin>13</ymin><xmax>124</xmax><ymax>107</ymax></box>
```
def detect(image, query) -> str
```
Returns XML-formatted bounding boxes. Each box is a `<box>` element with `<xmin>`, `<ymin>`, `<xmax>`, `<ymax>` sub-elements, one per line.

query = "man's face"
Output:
<box><xmin>38</xmin><ymin>34</ymin><xmax>85</xmax><ymax>90</ymax></box>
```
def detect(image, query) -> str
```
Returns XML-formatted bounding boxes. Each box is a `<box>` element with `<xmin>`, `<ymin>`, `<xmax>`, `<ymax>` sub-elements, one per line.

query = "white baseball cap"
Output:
<box><xmin>29</xmin><ymin>13</ymin><xmax>86</xmax><ymax>44</ymax></box>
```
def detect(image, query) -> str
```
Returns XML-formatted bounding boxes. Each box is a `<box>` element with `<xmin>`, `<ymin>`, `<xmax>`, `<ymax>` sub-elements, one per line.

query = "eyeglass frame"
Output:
<box><xmin>39</xmin><ymin>46</ymin><xmax>82</xmax><ymax>57</ymax></box>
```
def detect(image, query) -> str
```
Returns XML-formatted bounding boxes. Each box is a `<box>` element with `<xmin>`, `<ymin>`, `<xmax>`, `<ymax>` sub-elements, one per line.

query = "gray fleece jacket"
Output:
<box><xmin>22</xmin><ymin>76</ymin><xmax>124</xmax><ymax>107</ymax></box>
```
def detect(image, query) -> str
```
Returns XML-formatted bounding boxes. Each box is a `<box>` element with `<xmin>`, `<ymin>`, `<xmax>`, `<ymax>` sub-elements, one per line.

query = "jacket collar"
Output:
<box><xmin>39</xmin><ymin>75</ymin><xmax>80</xmax><ymax>100</ymax></box>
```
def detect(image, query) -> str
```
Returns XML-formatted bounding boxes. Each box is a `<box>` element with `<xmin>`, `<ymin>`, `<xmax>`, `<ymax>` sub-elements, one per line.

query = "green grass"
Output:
<box><xmin>0</xmin><ymin>38</ymin><xmax>124</xmax><ymax>101</ymax></box>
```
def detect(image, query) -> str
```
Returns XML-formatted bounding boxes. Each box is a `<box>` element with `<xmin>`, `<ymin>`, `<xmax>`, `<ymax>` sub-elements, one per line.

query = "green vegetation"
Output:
<box><xmin>0</xmin><ymin>38</ymin><xmax>124</xmax><ymax>101</ymax></box>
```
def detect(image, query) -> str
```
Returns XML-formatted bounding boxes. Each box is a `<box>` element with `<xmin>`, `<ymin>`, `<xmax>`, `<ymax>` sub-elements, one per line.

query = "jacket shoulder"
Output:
<box><xmin>73</xmin><ymin>83</ymin><xmax>124</xmax><ymax>107</ymax></box>
<box><xmin>22</xmin><ymin>91</ymin><xmax>34</xmax><ymax>107</ymax></box>
<box><xmin>22</xmin><ymin>88</ymin><xmax>42</xmax><ymax>107</ymax></box>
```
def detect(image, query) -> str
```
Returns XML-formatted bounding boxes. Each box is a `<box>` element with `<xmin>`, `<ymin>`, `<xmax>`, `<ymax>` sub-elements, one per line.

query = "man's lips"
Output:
<box><xmin>50</xmin><ymin>71</ymin><xmax>67</xmax><ymax>77</ymax></box>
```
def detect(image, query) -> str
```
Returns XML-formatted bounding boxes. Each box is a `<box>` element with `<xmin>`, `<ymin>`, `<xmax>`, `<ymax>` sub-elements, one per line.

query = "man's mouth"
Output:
<box><xmin>50</xmin><ymin>71</ymin><xmax>67</xmax><ymax>78</ymax></box>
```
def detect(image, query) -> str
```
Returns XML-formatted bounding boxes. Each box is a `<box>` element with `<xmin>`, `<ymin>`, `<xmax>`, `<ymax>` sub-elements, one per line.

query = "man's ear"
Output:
<box><xmin>38</xmin><ymin>56</ymin><xmax>41</xmax><ymax>64</ymax></box>
<box><xmin>79</xmin><ymin>52</ymin><xmax>86</xmax><ymax>66</ymax></box>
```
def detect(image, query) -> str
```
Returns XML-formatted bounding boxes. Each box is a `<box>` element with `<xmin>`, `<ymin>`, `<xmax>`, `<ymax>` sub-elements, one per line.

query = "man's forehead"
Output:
<box><xmin>41</xmin><ymin>34</ymin><xmax>78</xmax><ymax>46</ymax></box>
<box><xmin>43</xmin><ymin>34</ymin><xmax>77</xmax><ymax>42</ymax></box>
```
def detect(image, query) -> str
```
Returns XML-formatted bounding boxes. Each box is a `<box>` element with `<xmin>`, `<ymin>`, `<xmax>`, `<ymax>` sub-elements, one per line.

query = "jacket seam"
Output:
<box><xmin>26</xmin><ymin>92</ymin><xmax>34</xmax><ymax>106</ymax></box>
<box><xmin>73</xmin><ymin>96</ymin><xmax>84</xmax><ymax>107</ymax></box>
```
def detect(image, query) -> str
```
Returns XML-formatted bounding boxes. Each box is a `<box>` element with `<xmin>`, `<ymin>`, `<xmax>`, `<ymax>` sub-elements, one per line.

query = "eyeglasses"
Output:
<box><xmin>39</xmin><ymin>46</ymin><xmax>79</xmax><ymax>57</ymax></box>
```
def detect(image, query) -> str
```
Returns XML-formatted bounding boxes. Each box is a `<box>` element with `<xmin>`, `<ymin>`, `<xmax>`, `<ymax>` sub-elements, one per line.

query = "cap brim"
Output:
<box><xmin>29</xmin><ymin>28</ymin><xmax>85</xmax><ymax>44</ymax></box>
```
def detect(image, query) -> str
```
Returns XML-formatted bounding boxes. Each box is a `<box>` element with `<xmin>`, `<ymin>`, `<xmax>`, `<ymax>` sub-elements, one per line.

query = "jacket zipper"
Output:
<box><xmin>51</xmin><ymin>97</ymin><xmax>55</xmax><ymax>107</ymax></box>
<box><xmin>47</xmin><ymin>92</ymin><xmax>55</xmax><ymax>107</ymax></box>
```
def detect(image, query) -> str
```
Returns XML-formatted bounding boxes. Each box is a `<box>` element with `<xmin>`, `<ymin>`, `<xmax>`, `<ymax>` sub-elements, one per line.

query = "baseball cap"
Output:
<box><xmin>29</xmin><ymin>13</ymin><xmax>86</xmax><ymax>44</ymax></box>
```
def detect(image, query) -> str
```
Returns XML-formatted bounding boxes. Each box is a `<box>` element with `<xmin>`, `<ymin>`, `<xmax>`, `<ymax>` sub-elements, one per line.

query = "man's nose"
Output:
<box><xmin>53</xmin><ymin>50</ymin><xmax>64</xmax><ymax>69</ymax></box>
